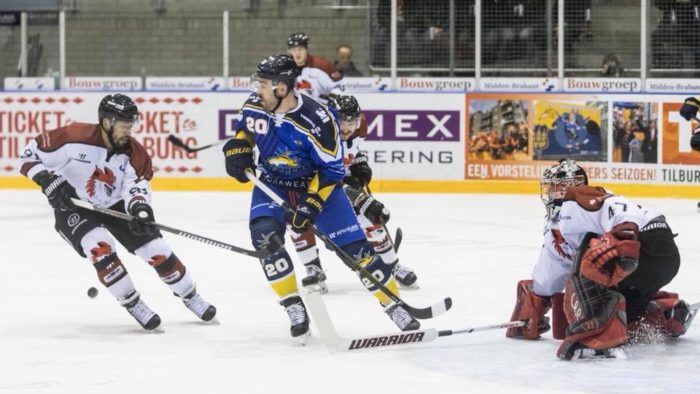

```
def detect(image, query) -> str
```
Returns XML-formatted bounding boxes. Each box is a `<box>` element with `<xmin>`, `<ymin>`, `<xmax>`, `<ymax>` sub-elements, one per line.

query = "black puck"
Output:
<box><xmin>87</xmin><ymin>286</ymin><xmax>98</xmax><ymax>298</ymax></box>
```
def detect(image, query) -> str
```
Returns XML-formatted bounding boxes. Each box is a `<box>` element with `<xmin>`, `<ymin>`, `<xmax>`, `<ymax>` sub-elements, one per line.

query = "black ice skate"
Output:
<box><xmin>281</xmin><ymin>296</ymin><xmax>310</xmax><ymax>339</ymax></box>
<box><xmin>385</xmin><ymin>303</ymin><xmax>420</xmax><ymax>331</ymax></box>
<box><xmin>392</xmin><ymin>262</ymin><xmax>418</xmax><ymax>288</ymax></box>
<box><xmin>124</xmin><ymin>296</ymin><xmax>161</xmax><ymax>330</ymax></box>
<box><xmin>182</xmin><ymin>289</ymin><xmax>217</xmax><ymax>322</ymax></box>
<box><xmin>301</xmin><ymin>262</ymin><xmax>328</xmax><ymax>294</ymax></box>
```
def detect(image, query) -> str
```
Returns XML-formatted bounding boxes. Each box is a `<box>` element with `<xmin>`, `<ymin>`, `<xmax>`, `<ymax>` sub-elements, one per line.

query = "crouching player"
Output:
<box><xmin>506</xmin><ymin>159</ymin><xmax>692</xmax><ymax>359</ymax></box>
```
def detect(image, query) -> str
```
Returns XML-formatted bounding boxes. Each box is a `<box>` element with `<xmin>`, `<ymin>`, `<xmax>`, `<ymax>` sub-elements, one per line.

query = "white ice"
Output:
<box><xmin>1</xmin><ymin>190</ymin><xmax>699</xmax><ymax>394</ymax></box>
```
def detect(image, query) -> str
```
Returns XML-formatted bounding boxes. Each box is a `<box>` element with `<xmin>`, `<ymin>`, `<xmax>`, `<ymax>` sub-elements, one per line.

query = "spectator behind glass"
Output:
<box><xmin>333</xmin><ymin>45</ymin><xmax>363</xmax><ymax>77</ymax></box>
<box><xmin>601</xmin><ymin>54</ymin><xmax>624</xmax><ymax>77</ymax></box>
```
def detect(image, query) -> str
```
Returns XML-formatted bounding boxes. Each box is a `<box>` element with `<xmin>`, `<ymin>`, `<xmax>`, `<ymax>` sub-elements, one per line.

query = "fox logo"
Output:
<box><xmin>86</xmin><ymin>167</ymin><xmax>116</xmax><ymax>197</ymax></box>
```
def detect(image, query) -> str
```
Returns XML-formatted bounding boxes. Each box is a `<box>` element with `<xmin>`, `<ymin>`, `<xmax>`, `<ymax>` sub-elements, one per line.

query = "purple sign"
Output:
<box><xmin>363</xmin><ymin>110</ymin><xmax>460</xmax><ymax>141</ymax></box>
<box><xmin>219</xmin><ymin>109</ymin><xmax>240</xmax><ymax>140</ymax></box>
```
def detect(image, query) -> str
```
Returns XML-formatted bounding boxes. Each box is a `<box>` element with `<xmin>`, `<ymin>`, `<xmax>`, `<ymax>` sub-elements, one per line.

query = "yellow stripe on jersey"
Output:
<box><xmin>307</xmin><ymin>173</ymin><xmax>335</xmax><ymax>201</ymax></box>
<box><xmin>268</xmin><ymin>271</ymin><xmax>299</xmax><ymax>299</ymax></box>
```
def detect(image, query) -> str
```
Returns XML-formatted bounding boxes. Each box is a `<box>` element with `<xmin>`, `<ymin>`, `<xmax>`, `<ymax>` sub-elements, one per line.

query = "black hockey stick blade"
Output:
<box><xmin>71</xmin><ymin>198</ymin><xmax>264</xmax><ymax>258</ymax></box>
<box><xmin>247</xmin><ymin>170</ymin><xmax>451</xmax><ymax>320</ymax></box>
<box><xmin>393</xmin><ymin>227</ymin><xmax>403</xmax><ymax>252</ymax></box>
<box><xmin>167</xmin><ymin>134</ymin><xmax>223</xmax><ymax>153</ymax></box>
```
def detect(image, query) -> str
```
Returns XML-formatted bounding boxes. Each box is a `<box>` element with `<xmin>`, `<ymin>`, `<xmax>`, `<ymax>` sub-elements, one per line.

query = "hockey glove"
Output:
<box><xmin>679</xmin><ymin>97</ymin><xmax>700</xmax><ymax>121</ymax></box>
<box><xmin>128</xmin><ymin>202</ymin><xmax>158</xmax><ymax>237</ymax></box>
<box><xmin>343</xmin><ymin>184</ymin><xmax>390</xmax><ymax>225</ymax></box>
<box><xmin>691</xmin><ymin>131</ymin><xmax>700</xmax><ymax>152</ymax></box>
<box><xmin>348</xmin><ymin>153</ymin><xmax>372</xmax><ymax>188</ymax></box>
<box><xmin>33</xmin><ymin>170</ymin><xmax>78</xmax><ymax>212</ymax></box>
<box><xmin>580</xmin><ymin>224</ymin><xmax>640</xmax><ymax>287</ymax></box>
<box><xmin>222</xmin><ymin>138</ymin><xmax>254</xmax><ymax>183</ymax></box>
<box><xmin>291</xmin><ymin>193</ymin><xmax>323</xmax><ymax>233</ymax></box>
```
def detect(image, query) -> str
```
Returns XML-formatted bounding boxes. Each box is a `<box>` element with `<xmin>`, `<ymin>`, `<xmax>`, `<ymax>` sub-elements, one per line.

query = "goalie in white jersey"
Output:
<box><xmin>506</xmin><ymin>159</ymin><xmax>691</xmax><ymax>359</ymax></box>
<box><xmin>19</xmin><ymin>94</ymin><xmax>216</xmax><ymax>330</ymax></box>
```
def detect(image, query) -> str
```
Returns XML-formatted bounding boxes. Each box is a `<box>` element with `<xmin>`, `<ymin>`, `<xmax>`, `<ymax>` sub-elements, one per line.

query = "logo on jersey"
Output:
<box><xmin>296</xmin><ymin>79</ymin><xmax>312</xmax><ymax>91</ymax></box>
<box><xmin>86</xmin><ymin>167</ymin><xmax>116</xmax><ymax>198</ymax></box>
<box><xmin>67</xmin><ymin>213</ymin><xmax>80</xmax><ymax>227</ymax></box>
<box><xmin>315</xmin><ymin>108</ymin><xmax>330</xmax><ymax>124</ymax></box>
<box><xmin>267</xmin><ymin>151</ymin><xmax>298</xmax><ymax>168</ymax></box>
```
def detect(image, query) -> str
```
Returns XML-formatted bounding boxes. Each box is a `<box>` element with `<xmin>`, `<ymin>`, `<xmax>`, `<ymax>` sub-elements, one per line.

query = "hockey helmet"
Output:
<box><xmin>287</xmin><ymin>32</ymin><xmax>309</xmax><ymax>48</ymax></box>
<box><xmin>540</xmin><ymin>158</ymin><xmax>588</xmax><ymax>219</ymax></box>
<box><xmin>252</xmin><ymin>53</ymin><xmax>300</xmax><ymax>92</ymax></box>
<box><xmin>98</xmin><ymin>94</ymin><xmax>138</xmax><ymax>123</ymax></box>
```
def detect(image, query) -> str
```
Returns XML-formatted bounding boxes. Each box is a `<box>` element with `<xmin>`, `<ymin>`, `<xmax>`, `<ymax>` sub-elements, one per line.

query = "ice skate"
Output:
<box><xmin>124</xmin><ymin>296</ymin><xmax>161</xmax><ymax>331</ymax></box>
<box><xmin>182</xmin><ymin>289</ymin><xmax>217</xmax><ymax>322</ymax></box>
<box><xmin>393</xmin><ymin>262</ymin><xmax>418</xmax><ymax>289</ymax></box>
<box><xmin>301</xmin><ymin>263</ymin><xmax>328</xmax><ymax>294</ymax></box>
<box><xmin>385</xmin><ymin>303</ymin><xmax>420</xmax><ymax>331</ymax></box>
<box><xmin>281</xmin><ymin>296</ymin><xmax>310</xmax><ymax>343</ymax></box>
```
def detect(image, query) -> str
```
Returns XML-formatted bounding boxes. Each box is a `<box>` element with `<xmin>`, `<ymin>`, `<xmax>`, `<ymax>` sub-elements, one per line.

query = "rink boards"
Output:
<box><xmin>1</xmin><ymin>91</ymin><xmax>699</xmax><ymax>198</ymax></box>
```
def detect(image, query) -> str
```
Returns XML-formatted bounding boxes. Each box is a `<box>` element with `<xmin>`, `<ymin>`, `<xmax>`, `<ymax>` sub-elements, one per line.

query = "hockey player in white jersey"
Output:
<box><xmin>292</xmin><ymin>95</ymin><xmax>418</xmax><ymax>292</ymax></box>
<box><xmin>287</xmin><ymin>32</ymin><xmax>345</xmax><ymax>105</ymax></box>
<box><xmin>506</xmin><ymin>159</ymin><xmax>691</xmax><ymax>359</ymax></box>
<box><xmin>19</xmin><ymin>94</ymin><xmax>216</xmax><ymax>330</ymax></box>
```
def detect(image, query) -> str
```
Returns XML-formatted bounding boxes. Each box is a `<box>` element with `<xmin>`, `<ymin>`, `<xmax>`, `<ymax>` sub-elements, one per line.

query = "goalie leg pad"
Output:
<box><xmin>628</xmin><ymin>291</ymin><xmax>691</xmax><ymax>339</ymax></box>
<box><xmin>506</xmin><ymin>279</ymin><xmax>551</xmax><ymax>339</ymax></box>
<box><xmin>557</xmin><ymin>275</ymin><xmax>628</xmax><ymax>360</ymax></box>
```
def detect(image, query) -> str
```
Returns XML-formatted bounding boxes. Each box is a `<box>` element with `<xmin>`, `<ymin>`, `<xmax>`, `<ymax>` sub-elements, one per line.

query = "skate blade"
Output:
<box><xmin>296</xmin><ymin>331</ymin><xmax>311</xmax><ymax>346</ymax></box>
<box><xmin>398</xmin><ymin>282</ymin><xmax>420</xmax><ymax>290</ymax></box>
<box><xmin>574</xmin><ymin>347</ymin><xmax>627</xmax><ymax>360</ymax></box>
<box><xmin>203</xmin><ymin>316</ymin><xmax>221</xmax><ymax>325</ymax></box>
<box><xmin>303</xmin><ymin>282</ymin><xmax>328</xmax><ymax>294</ymax></box>
<box><xmin>146</xmin><ymin>326</ymin><xmax>165</xmax><ymax>334</ymax></box>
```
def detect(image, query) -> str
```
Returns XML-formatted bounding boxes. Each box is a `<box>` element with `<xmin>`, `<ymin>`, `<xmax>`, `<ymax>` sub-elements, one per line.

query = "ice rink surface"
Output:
<box><xmin>1</xmin><ymin>189</ymin><xmax>699</xmax><ymax>394</ymax></box>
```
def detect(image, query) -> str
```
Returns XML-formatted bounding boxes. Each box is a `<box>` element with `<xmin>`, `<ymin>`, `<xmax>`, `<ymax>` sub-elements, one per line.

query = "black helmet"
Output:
<box><xmin>287</xmin><ymin>32</ymin><xmax>309</xmax><ymax>48</ymax></box>
<box><xmin>98</xmin><ymin>94</ymin><xmax>138</xmax><ymax>123</ymax></box>
<box><xmin>331</xmin><ymin>95</ymin><xmax>361</xmax><ymax>122</ymax></box>
<box><xmin>253</xmin><ymin>53</ymin><xmax>300</xmax><ymax>91</ymax></box>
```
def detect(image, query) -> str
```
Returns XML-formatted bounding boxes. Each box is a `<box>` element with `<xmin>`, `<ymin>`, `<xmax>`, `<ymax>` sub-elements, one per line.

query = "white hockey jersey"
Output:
<box><xmin>19</xmin><ymin>123</ymin><xmax>153</xmax><ymax>211</ymax></box>
<box><xmin>532</xmin><ymin>186</ymin><xmax>660</xmax><ymax>296</ymax></box>
<box><xmin>341</xmin><ymin>113</ymin><xmax>368</xmax><ymax>173</ymax></box>
<box><xmin>295</xmin><ymin>54</ymin><xmax>345</xmax><ymax>105</ymax></box>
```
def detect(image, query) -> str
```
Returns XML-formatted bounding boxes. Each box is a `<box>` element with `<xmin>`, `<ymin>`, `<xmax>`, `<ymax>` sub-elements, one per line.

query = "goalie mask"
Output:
<box><xmin>540</xmin><ymin>159</ymin><xmax>588</xmax><ymax>220</ymax></box>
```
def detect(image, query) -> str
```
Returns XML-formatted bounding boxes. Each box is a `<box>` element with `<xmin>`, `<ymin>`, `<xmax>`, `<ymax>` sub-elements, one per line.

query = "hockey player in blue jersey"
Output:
<box><xmin>222</xmin><ymin>54</ymin><xmax>419</xmax><ymax>338</ymax></box>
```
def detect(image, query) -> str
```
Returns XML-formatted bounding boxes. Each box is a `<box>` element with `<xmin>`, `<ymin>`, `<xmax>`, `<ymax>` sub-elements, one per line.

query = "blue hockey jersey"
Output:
<box><xmin>236</xmin><ymin>93</ymin><xmax>345</xmax><ymax>188</ymax></box>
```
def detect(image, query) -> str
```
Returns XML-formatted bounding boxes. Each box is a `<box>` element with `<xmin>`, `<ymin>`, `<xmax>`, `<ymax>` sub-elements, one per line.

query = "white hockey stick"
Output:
<box><xmin>304</xmin><ymin>291</ymin><xmax>524</xmax><ymax>353</ymax></box>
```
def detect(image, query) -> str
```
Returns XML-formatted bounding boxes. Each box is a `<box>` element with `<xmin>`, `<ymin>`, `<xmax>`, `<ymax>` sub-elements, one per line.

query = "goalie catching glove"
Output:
<box><xmin>579</xmin><ymin>222</ymin><xmax>640</xmax><ymax>287</ymax></box>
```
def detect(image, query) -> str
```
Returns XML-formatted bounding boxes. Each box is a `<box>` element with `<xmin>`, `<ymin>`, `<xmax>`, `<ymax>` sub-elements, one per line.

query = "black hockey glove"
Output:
<box><xmin>691</xmin><ymin>131</ymin><xmax>700</xmax><ymax>152</ymax></box>
<box><xmin>33</xmin><ymin>170</ymin><xmax>78</xmax><ymax>212</ymax></box>
<box><xmin>291</xmin><ymin>193</ymin><xmax>323</xmax><ymax>233</ymax></box>
<box><xmin>343</xmin><ymin>184</ymin><xmax>390</xmax><ymax>225</ymax></box>
<box><xmin>680</xmin><ymin>97</ymin><xmax>700</xmax><ymax>121</ymax></box>
<box><xmin>128</xmin><ymin>202</ymin><xmax>158</xmax><ymax>237</ymax></box>
<box><xmin>222</xmin><ymin>138</ymin><xmax>254</xmax><ymax>183</ymax></box>
<box><xmin>348</xmin><ymin>153</ymin><xmax>372</xmax><ymax>188</ymax></box>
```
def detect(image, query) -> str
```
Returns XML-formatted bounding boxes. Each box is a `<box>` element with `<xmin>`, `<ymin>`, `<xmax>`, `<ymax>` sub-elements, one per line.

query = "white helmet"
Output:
<box><xmin>540</xmin><ymin>159</ymin><xmax>588</xmax><ymax>219</ymax></box>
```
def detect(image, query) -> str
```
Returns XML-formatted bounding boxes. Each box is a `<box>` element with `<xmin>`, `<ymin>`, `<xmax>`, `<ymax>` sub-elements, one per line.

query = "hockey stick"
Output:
<box><xmin>304</xmin><ymin>291</ymin><xmax>523</xmax><ymax>352</ymax></box>
<box><xmin>365</xmin><ymin>184</ymin><xmax>402</xmax><ymax>252</ymax></box>
<box><xmin>167</xmin><ymin>134</ymin><xmax>227</xmax><ymax>153</ymax></box>
<box><xmin>246</xmin><ymin>170</ymin><xmax>451</xmax><ymax>320</ymax></box>
<box><xmin>70</xmin><ymin>198</ymin><xmax>264</xmax><ymax>258</ymax></box>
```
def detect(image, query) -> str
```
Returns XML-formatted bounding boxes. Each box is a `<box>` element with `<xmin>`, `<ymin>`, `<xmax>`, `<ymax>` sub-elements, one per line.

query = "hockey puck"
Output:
<box><xmin>87</xmin><ymin>286</ymin><xmax>98</xmax><ymax>298</ymax></box>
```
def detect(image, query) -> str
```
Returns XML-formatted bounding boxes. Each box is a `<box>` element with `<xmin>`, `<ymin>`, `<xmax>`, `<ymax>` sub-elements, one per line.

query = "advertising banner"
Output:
<box><xmin>62</xmin><ymin>77</ymin><xmax>142</xmax><ymax>91</ymax></box>
<box><xmin>145</xmin><ymin>77</ymin><xmax>226</xmax><ymax>91</ymax></box>
<box><xmin>466</xmin><ymin>92</ymin><xmax>700</xmax><ymax>186</ymax></box>
<box><xmin>3</xmin><ymin>77</ymin><xmax>55</xmax><ymax>91</ymax></box>
<box><xmin>478</xmin><ymin>78</ymin><xmax>559</xmax><ymax>92</ymax></box>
